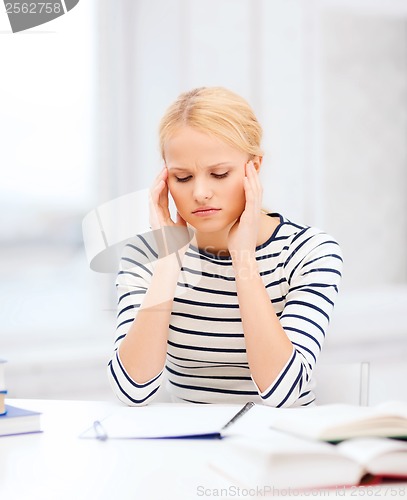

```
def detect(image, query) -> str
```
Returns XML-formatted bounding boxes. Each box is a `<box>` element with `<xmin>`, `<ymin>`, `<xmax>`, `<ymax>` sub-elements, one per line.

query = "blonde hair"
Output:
<box><xmin>159</xmin><ymin>86</ymin><xmax>263</xmax><ymax>160</ymax></box>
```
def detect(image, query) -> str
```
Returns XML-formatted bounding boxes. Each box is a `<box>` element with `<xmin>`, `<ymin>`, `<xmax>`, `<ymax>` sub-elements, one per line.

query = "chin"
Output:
<box><xmin>191</xmin><ymin>219</ymin><xmax>236</xmax><ymax>234</ymax></box>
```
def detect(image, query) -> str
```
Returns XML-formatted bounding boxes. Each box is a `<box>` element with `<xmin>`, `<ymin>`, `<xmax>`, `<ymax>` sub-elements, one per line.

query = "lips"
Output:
<box><xmin>192</xmin><ymin>207</ymin><xmax>220</xmax><ymax>214</ymax></box>
<box><xmin>192</xmin><ymin>206</ymin><xmax>221</xmax><ymax>214</ymax></box>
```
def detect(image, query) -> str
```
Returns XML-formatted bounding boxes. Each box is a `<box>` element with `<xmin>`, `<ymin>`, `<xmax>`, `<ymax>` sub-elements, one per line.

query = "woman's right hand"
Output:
<box><xmin>149</xmin><ymin>166</ymin><xmax>193</xmax><ymax>257</ymax></box>
<box><xmin>149</xmin><ymin>166</ymin><xmax>176</xmax><ymax>229</ymax></box>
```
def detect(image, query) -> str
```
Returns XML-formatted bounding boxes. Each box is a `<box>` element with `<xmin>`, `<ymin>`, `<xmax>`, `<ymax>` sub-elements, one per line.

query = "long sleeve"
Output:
<box><xmin>253</xmin><ymin>228</ymin><xmax>343</xmax><ymax>407</ymax></box>
<box><xmin>107</xmin><ymin>236</ymin><xmax>164</xmax><ymax>405</ymax></box>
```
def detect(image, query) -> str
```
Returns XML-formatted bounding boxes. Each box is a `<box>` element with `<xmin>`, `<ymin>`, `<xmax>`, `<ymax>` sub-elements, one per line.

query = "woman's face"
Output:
<box><xmin>164</xmin><ymin>126</ymin><xmax>250</xmax><ymax>234</ymax></box>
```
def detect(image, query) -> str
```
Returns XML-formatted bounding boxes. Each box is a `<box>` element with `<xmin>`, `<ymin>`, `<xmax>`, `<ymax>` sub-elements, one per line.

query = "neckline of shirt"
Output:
<box><xmin>188</xmin><ymin>212</ymin><xmax>285</xmax><ymax>261</ymax></box>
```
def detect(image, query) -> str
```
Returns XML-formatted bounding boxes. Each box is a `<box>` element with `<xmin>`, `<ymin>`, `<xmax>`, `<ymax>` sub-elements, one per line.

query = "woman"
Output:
<box><xmin>108</xmin><ymin>87</ymin><xmax>343</xmax><ymax>407</ymax></box>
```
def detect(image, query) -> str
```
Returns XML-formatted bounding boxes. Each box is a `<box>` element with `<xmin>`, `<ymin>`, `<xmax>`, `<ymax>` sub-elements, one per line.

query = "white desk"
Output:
<box><xmin>1</xmin><ymin>399</ymin><xmax>406</xmax><ymax>500</ymax></box>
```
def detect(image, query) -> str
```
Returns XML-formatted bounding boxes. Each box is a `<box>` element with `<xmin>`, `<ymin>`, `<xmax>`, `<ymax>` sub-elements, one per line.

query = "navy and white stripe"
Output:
<box><xmin>108</xmin><ymin>213</ymin><xmax>343</xmax><ymax>407</ymax></box>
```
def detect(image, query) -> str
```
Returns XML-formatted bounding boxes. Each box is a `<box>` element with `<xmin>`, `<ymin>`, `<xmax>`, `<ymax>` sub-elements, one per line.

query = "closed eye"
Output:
<box><xmin>175</xmin><ymin>172</ymin><xmax>229</xmax><ymax>183</ymax></box>
<box><xmin>175</xmin><ymin>176</ymin><xmax>192</xmax><ymax>183</ymax></box>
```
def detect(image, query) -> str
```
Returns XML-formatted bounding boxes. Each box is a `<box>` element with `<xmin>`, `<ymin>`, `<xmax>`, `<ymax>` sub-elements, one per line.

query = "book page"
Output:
<box><xmin>337</xmin><ymin>437</ymin><xmax>407</xmax><ymax>476</ymax></box>
<box><xmin>377</xmin><ymin>400</ymin><xmax>407</xmax><ymax>417</ymax></box>
<box><xmin>269</xmin><ymin>402</ymin><xmax>407</xmax><ymax>441</ymax></box>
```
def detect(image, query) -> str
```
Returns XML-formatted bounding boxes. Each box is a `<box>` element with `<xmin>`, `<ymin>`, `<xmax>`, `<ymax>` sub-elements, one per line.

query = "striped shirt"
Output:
<box><xmin>108</xmin><ymin>213</ymin><xmax>343</xmax><ymax>407</ymax></box>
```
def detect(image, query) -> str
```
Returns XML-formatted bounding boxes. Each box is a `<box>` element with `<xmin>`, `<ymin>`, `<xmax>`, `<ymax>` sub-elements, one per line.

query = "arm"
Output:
<box><xmin>108</xmin><ymin>167</ymin><xmax>192</xmax><ymax>406</ymax></box>
<box><xmin>119</xmin><ymin>248</ymin><xmax>188</xmax><ymax>381</ymax></box>
<box><xmin>233</xmin><ymin>232</ymin><xmax>343</xmax><ymax>407</ymax></box>
<box><xmin>107</xmin><ymin>239</ymin><xmax>183</xmax><ymax>406</ymax></box>
<box><xmin>232</xmin><ymin>254</ymin><xmax>293</xmax><ymax>392</ymax></box>
<box><xmin>228</xmin><ymin>161</ymin><xmax>342</xmax><ymax>407</ymax></box>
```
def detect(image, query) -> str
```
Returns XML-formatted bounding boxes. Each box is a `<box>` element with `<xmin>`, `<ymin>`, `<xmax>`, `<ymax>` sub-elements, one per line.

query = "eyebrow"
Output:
<box><xmin>169</xmin><ymin>162</ymin><xmax>233</xmax><ymax>172</ymax></box>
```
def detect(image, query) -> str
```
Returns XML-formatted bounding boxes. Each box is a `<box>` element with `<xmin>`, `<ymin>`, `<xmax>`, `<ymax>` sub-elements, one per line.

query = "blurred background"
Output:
<box><xmin>1</xmin><ymin>0</ymin><xmax>406</xmax><ymax>404</ymax></box>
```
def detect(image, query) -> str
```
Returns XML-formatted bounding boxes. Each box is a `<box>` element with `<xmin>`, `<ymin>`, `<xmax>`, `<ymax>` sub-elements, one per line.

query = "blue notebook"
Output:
<box><xmin>0</xmin><ymin>390</ymin><xmax>7</xmax><ymax>416</ymax></box>
<box><xmin>0</xmin><ymin>404</ymin><xmax>42</xmax><ymax>437</ymax></box>
<box><xmin>80</xmin><ymin>402</ymin><xmax>254</xmax><ymax>440</ymax></box>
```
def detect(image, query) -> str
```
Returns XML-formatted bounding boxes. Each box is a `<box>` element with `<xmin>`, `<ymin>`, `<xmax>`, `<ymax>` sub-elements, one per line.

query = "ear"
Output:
<box><xmin>251</xmin><ymin>155</ymin><xmax>263</xmax><ymax>173</ymax></box>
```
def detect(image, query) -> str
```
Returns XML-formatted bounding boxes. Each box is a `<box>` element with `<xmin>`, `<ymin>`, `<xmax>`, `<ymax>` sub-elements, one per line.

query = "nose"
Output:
<box><xmin>192</xmin><ymin>177</ymin><xmax>213</xmax><ymax>202</ymax></box>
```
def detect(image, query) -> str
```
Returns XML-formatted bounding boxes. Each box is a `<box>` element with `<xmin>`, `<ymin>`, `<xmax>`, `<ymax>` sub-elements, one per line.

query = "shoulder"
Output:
<box><xmin>270</xmin><ymin>213</ymin><xmax>341</xmax><ymax>250</ymax></box>
<box><xmin>267</xmin><ymin>213</ymin><xmax>343</xmax><ymax>269</ymax></box>
<box><xmin>120</xmin><ymin>233</ymin><xmax>159</xmax><ymax>268</ymax></box>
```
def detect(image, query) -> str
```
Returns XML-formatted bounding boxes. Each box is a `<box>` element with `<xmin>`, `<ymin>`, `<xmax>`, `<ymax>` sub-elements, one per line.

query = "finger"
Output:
<box><xmin>244</xmin><ymin>164</ymin><xmax>255</xmax><ymax>202</ymax></box>
<box><xmin>150</xmin><ymin>167</ymin><xmax>166</xmax><ymax>202</ymax></box>
<box><xmin>246</xmin><ymin>161</ymin><xmax>262</xmax><ymax>211</ymax></box>
<box><xmin>149</xmin><ymin>183</ymin><xmax>163</xmax><ymax>229</ymax></box>
<box><xmin>157</xmin><ymin>176</ymin><xmax>168</xmax><ymax>204</ymax></box>
<box><xmin>158</xmin><ymin>179</ymin><xmax>171</xmax><ymax>221</ymax></box>
<box><xmin>153</xmin><ymin>165</ymin><xmax>166</xmax><ymax>183</ymax></box>
<box><xmin>252</xmin><ymin>163</ymin><xmax>263</xmax><ymax>200</ymax></box>
<box><xmin>149</xmin><ymin>178</ymin><xmax>171</xmax><ymax>227</ymax></box>
<box><xmin>248</xmin><ymin>161</ymin><xmax>261</xmax><ymax>188</ymax></box>
<box><xmin>150</xmin><ymin>179</ymin><xmax>165</xmax><ymax>207</ymax></box>
<box><xmin>151</xmin><ymin>168</ymin><xmax>167</xmax><ymax>201</ymax></box>
<box><xmin>243</xmin><ymin>176</ymin><xmax>254</xmax><ymax>212</ymax></box>
<box><xmin>242</xmin><ymin>175</ymin><xmax>260</xmax><ymax>223</ymax></box>
<box><xmin>246</xmin><ymin>161</ymin><xmax>259</xmax><ymax>191</ymax></box>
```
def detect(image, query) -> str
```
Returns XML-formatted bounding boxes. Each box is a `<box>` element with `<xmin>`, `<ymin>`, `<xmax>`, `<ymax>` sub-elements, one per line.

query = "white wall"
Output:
<box><xmin>3</xmin><ymin>0</ymin><xmax>406</xmax><ymax>403</ymax></box>
<box><xmin>94</xmin><ymin>0</ymin><xmax>407</xmax><ymax>403</ymax></box>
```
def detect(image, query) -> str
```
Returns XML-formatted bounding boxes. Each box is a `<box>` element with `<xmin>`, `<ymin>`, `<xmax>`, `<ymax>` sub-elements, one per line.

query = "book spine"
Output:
<box><xmin>0</xmin><ymin>361</ymin><xmax>7</xmax><ymax>416</ymax></box>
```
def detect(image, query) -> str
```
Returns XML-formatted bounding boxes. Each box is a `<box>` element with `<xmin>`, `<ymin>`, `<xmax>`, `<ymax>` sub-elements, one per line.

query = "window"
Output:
<box><xmin>0</xmin><ymin>1</ymin><xmax>113</xmax><ymax>352</ymax></box>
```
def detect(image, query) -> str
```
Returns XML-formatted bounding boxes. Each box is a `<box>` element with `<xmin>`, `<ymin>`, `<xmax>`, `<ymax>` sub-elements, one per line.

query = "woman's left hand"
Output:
<box><xmin>227</xmin><ymin>161</ymin><xmax>263</xmax><ymax>260</ymax></box>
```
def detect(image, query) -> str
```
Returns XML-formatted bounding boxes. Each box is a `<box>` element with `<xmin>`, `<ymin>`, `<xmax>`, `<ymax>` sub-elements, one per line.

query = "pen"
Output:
<box><xmin>93</xmin><ymin>420</ymin><xmax>108</xmax><ymax>441</ymax></box>
<box><xmin>221</xmin><ymin>401</ymin><xmax>255</xmax><ymax>430</ymax></box>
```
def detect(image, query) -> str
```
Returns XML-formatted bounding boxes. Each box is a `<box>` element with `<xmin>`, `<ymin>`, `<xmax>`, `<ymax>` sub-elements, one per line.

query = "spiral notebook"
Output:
<box><xmin>79</xmin><ymin>402</ymin><xmax>255</xmax><ymax>440</ymax></box>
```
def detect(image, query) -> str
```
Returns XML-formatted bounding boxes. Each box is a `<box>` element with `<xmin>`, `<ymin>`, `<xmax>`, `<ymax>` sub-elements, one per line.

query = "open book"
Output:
<box><xmin>210</xmin><ymin>432</ymin><xmax>407</xmax><ymax>490</ymax></box>
<box><xmin>267</xmin><ymin>400</ymin><xmax>407</xmax><ymax>442</ymax></box>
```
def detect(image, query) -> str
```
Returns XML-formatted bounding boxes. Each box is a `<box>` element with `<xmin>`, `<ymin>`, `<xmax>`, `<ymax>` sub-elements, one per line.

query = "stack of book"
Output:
<box><xmin>0</xmin><ymin>359</ymin><xmax>7</xmax><ymax>415</ymax></box>
<box><xmin>0</xmin><ymin>359</ymin><xmax>42</xmax><ymax>437</ymax></box>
